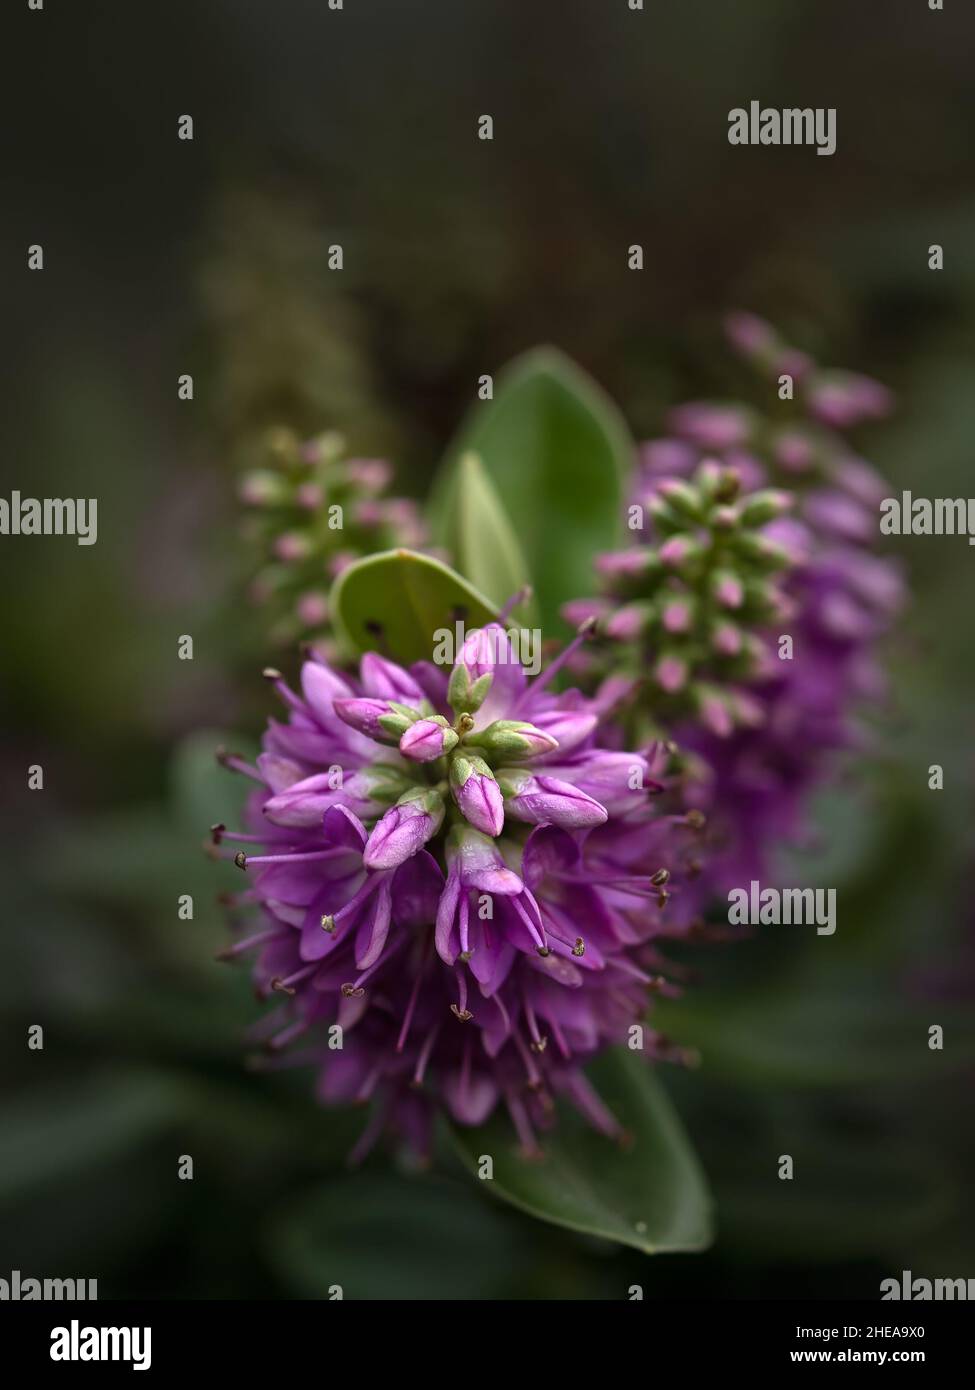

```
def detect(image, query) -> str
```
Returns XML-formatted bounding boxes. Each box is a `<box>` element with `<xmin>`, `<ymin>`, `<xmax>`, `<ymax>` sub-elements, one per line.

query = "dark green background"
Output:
<box><xmin>1</xmin><ymin>0</ymin><xmax>972</xmax><ymax>1299</ymax></box>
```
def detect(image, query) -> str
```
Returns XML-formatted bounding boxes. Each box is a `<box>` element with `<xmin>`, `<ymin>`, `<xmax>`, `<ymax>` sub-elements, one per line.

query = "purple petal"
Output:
<box><xmin>359</xmin><ymin>652</ymin><xmax>426</xmax><ymax>703</ymax></box>
<box><xmin>455</xmin><ymin>770</ymin><xmax>505</xmax><ymax>836</ymax></box>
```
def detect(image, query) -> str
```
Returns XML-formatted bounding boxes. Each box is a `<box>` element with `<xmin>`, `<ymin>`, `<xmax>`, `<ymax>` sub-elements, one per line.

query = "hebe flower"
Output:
<box><xmin>240</xmin><ymin>427</ymin><xmax>427</xmax><ymax>651</ymax></box>
<box><xmin>570</xmin><ymin>316</ymin><xmax>903</xmax><ymax>890</ymax></box>
<box><xmin>581</xmin><ymin>457</ymin><xmax>798</xmax><ymax>740</ymax></box>
<box><xmin>215</xmin><ymin>624</ymin><xmax>704</xmax><ymax>1157</ymax></box>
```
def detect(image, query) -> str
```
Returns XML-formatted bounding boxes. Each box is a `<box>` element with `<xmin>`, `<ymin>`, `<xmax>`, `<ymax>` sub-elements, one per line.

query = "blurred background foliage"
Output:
<box><xmin>2</xmin><ymin>0</ymin><xmax>973</xmax><ymax>1298</ymax></box>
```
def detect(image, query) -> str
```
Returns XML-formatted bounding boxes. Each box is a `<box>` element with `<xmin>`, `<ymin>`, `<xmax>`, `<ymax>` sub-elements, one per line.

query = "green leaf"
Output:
<box><xmin>432</xmin><ymin>348</ymin><xmax>633</xmax><ymax>632</ymax></box>
<box><xmin>441</xmin><ymin>451</ymin><xmax>538</xmax><ymax>623</ymax></box>
<box><xmin>268</xmin><ymin>1174</ymin><xmax>521</xmax><ymax>1300</ymax></box>
<box><xmin>331</xmin><ymin>548</ymin><xmax>500</xmax><ymax>665</ymax></box>
<box><xmin>451</xmin><ymin>1049</ymin><xmax>713</xmax><ymax>1255</ymax></box>
<box><xmin>0</xmin><ymin>1071</ymin><xmax>188</xmax><ymax>1203</ymax></box>
<box><xmin>716</xmin><ymin>1113</ymin><xmax>954</xmax><ymax>1261</ymax></box>
<box><xmin>654</xmin><ymin>975</ymin><xmax>975</xmax><ymax>1087</ymax></box>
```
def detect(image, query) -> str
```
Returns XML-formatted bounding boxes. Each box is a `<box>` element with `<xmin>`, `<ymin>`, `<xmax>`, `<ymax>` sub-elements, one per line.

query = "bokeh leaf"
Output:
<box><xmin>451</xmin><ymin>1049</ymin><xmax>712</xmax><ymax>1255</ymax></box>
<box><xmin>331</xmin><ymin>548</ymin><xmax>499</xmax><ymax>664</ymax></box>
<box><xmin>432</xmin><ymin>348</ymin><xmax>633</xmax><ymax>633</ymax></box>
<box><xmin>655</xmin><ymin>975</ymin><xmax>975</xmax><ymax>1087</ymax></box>
<box><xmin>0</xmin><ymin>1071</ymin><xmax>188</xmax><ymax>1203</ymax></box>
<box><xmin>268</xmin><ymin>1174</ymin><xmax>521</xmax><ymax>1300</ymax></box>
<box><xmin>438</xmin><ymin>451</ymin><xmax>538</xmax><ymax>623</ymax></box>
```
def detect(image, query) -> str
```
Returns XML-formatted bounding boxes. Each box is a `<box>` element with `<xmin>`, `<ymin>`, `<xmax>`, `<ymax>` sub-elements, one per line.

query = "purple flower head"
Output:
<box><xmin>566</xmin><ymin>318</ymin><xmax>902</xmax><ymax>897</ymax></box>
<box><xmin>216</xmin><ymin>623</ymin><xmax>699</xmax><ymax>1158</ymax></box>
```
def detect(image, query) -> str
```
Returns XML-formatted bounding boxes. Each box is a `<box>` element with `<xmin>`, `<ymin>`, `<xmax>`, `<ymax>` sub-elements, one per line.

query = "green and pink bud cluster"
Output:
<box><xmin>239</xmin><ymin>426</ymin><xmax>426</xmax><ymax>650</ymax></box>
<box><xmin>576</xmin><ymin>458</ymin><xmax>799</xmax><ymax>737</ymax></box>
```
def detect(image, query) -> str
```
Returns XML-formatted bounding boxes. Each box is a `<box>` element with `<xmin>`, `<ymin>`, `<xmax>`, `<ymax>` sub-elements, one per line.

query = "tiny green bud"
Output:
<box><xmin>739</xmin><ymin>489</ymin><xmax>793</xmax><ymax>526</ymax></box>
<box><xmin>657</xmin><ymin>479</ymin><xmax>705</xmax><ymax>521</ymax></box>
<box><xmin>447</xmin><ymin>662</ymin><xmax>494</xmax><ymax>714</ymax></box>
<box><xmin>730</xmin><ymin>532</ymin><xmax>792</xmax><ymax>570</ymax></box>
<box><xmin>466</xmin><ymin>719</ymin><xmax>559</xmax><ymax>759</ymax></box>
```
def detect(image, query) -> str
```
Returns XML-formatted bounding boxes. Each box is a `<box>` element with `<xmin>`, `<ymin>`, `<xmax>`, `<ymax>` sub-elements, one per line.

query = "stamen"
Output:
<box><xmin>235</xmin><ymin>847</ymin><xmax>352</xmax><ymax>872</ymax></box>
<box><xmin>214</xmin><ymin>928</ymin><xmax>277</xmax><ymax>961</ymax></box>
<box><xmin>513</xmin><ymin>1030</ymin><xmax>543</xmax><ymax>1087</ymax></box>
<box><xmin>341</xmin><ymin>932</ymin><xmax>404</xmax><ymax>1000</ymax></box>
<box><xmin>323</xmin><ymin>873</ymin><xmax>384</xmax><ymax>936</ymax></box>
<box><xmin>513</xmin><ymin>896</ymin><xmax>546</xmax><ymax>951</ymax></box>
<box><xmin>504</xmin><ymin>1092</ymin><xmax>542</xmax><ymax>1159</ymax></box>
<box><xmin>450</xmin><ymin>968</ymin><xmax>473</xmax><ymax>1021</ymax></box>
<box><xmin>492</xmin><ymin>992</ymin><xmax>512</xmax><ymax>1036</ymax></box>
<box><xmin>212</xmin><ymin>825</ymin><xmax>265</xmax><ymax>846</ymax></box>
<box><xmin>523</xmin><ymin>996</ymin><xmax>548</xmax><ymax>1053</ymax></box>
<box><xmin>608</xmin><ymin>957</ymin><xmax>657</xmax><ymax>987</ymax></box>
<box><xmin>412</xmin><ymin>1023</ymin><xmax>441</xmax><ymax>1086</ymax></box>
<box><xmin>262</xmin><ymin>668</ymin><xmax>305</xmax><ymax>713</ymax></box>
<box><xmin>498</xmin><ymin>585</ymin><xmax>533</xmax><ymax>622</ymax></box>
<box><xmin>266</xmin><ymin>1018</ymin><xmax>311</xmax><ymax>1051</ymax></box>
<box><xmin>355</xmin><ymin>1062</ymin><xmax>385</xmax><ymax>1104</ymax></box>
<box><xmin>560</xmin><ymin>1071</ymin><xmax>624</xmax><ymax>1142</ymax></box>
<box><xmin>547</xmin><ymin>1013</ymin><xmax>571</xmax><ymax>1059</ymax></box>
<box><xmin>348</xmin><ymin>1103</ymin><xmax>388</xmax><ymax>1167</ymax></box>
<box><xmin>526</xmin><ymin>616</ymin><xmax>597</xmax><ymax>697</ymax></box>
<box><xmin>395</xmin><ymin>943</ymin><xmax>430</xmax><ymax>1053</ymax></box>
<box><xmin>269</xmin><ymin>963</ymin><xmax>317</xmax><ymax>995</ymax></box>
<box><xmin>215</xmin><ymin>747</ymin><xmax>263</xmax><ymax>782</ymax></box>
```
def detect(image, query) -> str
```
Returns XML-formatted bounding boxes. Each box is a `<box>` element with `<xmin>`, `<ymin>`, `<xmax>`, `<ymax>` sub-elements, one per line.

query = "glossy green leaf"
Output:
<box><xmin>432</xmin><ymin>348</ymin><xmax>633</xmax><ymax>633</ymax></box>
<box><xmin>441</xmin><ymin>450</ymin><xmax>538</xmax><ymax>623</ymax></box>
<box><xmin>451</xmin><ymin>1049</ymin><xmax>713</xmax><ymax>1256</ymax></box>
<box><xmin>331</xmin><ymin>548</ymin><xmax>500</xmax><ymax>665</ymax></box>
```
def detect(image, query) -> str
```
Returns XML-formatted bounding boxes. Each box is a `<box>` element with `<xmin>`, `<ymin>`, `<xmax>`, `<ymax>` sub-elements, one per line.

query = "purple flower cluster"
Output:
<box><xmin>571</xmin><ymin>316</ymin><xmax>904</xmax><ymax>890</ymax></box>
<box><xmin>217</xmin><ymin>624</ymin><xmax>703</xmax><ymax>1156</ymax></box>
